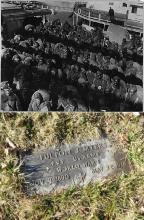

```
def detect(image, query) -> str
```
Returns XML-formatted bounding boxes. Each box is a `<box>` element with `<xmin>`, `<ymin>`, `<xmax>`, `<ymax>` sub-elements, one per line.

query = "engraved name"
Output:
<box><xmin>39</xmin><ymin>143</ymin><xmax>104</xmax><ymax>160</ymax></box>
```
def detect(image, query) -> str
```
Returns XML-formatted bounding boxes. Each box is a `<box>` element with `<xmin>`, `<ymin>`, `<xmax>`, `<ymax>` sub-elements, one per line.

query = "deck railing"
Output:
<box><xmin>74</xmin><ymin>5</ymin><xmax>127</xmax><ymax>23</ymax></box>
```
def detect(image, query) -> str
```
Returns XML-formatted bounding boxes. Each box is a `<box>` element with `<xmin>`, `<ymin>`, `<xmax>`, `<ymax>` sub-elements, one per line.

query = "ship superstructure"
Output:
<box><xmin>73</xmin><ymin>0</ymin><xmax>143</xmax><ymax>35</ymax></box>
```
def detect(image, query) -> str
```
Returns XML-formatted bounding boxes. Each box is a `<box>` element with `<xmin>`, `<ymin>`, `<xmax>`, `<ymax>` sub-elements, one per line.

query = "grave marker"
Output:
<box><xmin>22</xmin><ymin>139</ymin><xmax>130</xmax><ymax>195</ymax></box>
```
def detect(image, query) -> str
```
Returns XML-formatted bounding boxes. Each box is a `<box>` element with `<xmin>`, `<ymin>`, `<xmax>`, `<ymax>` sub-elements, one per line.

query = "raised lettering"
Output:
<box><xmin>92</xmin><ymin>166</ymin><xmax>103</xmax><ymax>174</ymax></box>
<box><xmin>47</xmin><ymin>177</ymin><xmax>53</xmax><ymax>184</ymax></box>
<box><xmin>50</xmin><ymin>159</ymin><xmax>64</xmax><ymax>167</ymax></box>
<box><xmin>55</xmin><ymin>174</ymin><xmax>70</xmax><ymax>182</ymax></box>
<box><xmin>117</xmin><ymin>160</ymin><xmax>125</xmax><ymax>169</ymax></box>
<box><xmin>57</xmin><ymin>167</ymin><xmax>62</xmax><ymax>173</ymax></box>
<box><xmin>73</xmin><ymin>156</ymin><xmax>78</xmax><ymax>161</ymax></box>
<box><xmin>84</xmin><ymin>161</ymin><xmax>92</xmax><ymax>167</ymax></box>
<box><xmin>40</xmin><ymin>153</ymin><xmax>52</xmax><ymax>160</ymax></box>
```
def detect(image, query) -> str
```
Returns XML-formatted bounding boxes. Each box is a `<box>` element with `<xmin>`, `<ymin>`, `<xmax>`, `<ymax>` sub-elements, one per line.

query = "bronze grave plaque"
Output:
<box><xmin>22</xmin><ymin>139</ymin><xmax>130</xmax><ymax>195</ymax></box>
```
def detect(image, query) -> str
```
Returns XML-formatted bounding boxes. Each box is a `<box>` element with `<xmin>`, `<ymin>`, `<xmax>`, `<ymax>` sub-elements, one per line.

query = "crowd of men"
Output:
<box><xmin>1</xmin><ymin>19</ymin><xmax>143</xmax><ymax>111</ymax></box>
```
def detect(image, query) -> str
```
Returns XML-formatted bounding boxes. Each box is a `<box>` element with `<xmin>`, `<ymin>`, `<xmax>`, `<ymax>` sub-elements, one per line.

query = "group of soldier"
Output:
<box><xmin>1</xmin><ymin>19</ymin><xmax>143</xmax><ymax>111</ymax></box>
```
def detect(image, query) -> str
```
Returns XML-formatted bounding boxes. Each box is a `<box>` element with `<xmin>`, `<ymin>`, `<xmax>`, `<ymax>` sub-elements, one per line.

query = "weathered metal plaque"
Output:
<box><xmin>22</xmin><ymin>139</ymin><xmax>130</xmax><ymax>195</ymax></box>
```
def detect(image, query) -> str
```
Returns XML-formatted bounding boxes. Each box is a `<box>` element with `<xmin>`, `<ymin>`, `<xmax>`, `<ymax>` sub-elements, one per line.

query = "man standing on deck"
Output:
<box><xmin>109</xmin><ymin>7</ymin><xmax>115</xmax><ymax>22</ymax></box>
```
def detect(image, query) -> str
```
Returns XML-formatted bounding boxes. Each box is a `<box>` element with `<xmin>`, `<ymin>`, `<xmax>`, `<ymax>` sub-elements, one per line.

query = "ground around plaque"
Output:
<box><xmin>0</xmin><ymin>113</ymin><xmax>144</xmax><ymax>220</ymax></box>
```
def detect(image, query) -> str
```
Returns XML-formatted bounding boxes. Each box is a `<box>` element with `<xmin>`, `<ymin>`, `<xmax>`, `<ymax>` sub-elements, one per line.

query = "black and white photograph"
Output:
<box><xmin>1</xmin><ymin>0</ymin><xmax>143</xmax><ymax>112</ymax></box>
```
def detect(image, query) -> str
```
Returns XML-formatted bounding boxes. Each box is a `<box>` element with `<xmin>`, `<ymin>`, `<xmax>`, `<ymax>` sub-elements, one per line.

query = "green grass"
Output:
<box><xmin>0</xmin><ymin>113</ymin><xmax>144</xmax><ymax>220</ymax></box>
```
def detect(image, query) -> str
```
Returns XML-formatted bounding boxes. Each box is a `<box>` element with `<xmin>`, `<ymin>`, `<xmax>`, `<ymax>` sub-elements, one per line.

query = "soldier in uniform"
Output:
<box><xmin>28</xmin><ymin>90</ymin><xmax>52</xmax><ymax>112</ymax></box>
<box><xmin>110</xmin><ymin>76</ymin><xmax>127</xmax><ymax>110</ymax></box>
<box><xmin>57</xmin><ymin>90</ymin><xmax>77</xmax><ymax>112</ymax></box>
<box><xmin>13</xmin><ymin>57</ymin><xmax>33</xmax><ymax>110</ymax></box>
<box><xmin>124</xmin><ymin>84</ymin><xmax>143</xmax><ymax>111</ymax></box>
<box><xmin>91</xmin><ymin>71</ymin><xmax>104</xmax><ymax>92</ymax></box>
<box><xmin>86</xmin><ymin>69</ymin><xmax>95</xmax><ymax>88</ymax></box>
<box><xmin>1</xmin><ymin>81</ymin><xmax>22</xmax><ymax>111</ymax></box>
<box><xmin>90</xmin><ymin>71</ymin><xmax>107</xmax><ymax>110</ymax></box>
<box><xmin>28</xmin><ymin>92</ymin><xmax>44</xmax><ymax>111</ymax></box>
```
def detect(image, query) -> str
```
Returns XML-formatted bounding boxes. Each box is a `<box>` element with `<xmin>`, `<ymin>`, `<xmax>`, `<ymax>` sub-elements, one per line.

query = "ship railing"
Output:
<box><xmin>74</xmin><ymin>7</ymin><xmax>110</xmax><ymax>22</ymax></box>
<box><xmin>74</xmin><ymin>6</ymin><xmax>127</xmax><ymax>23</ymax></box>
